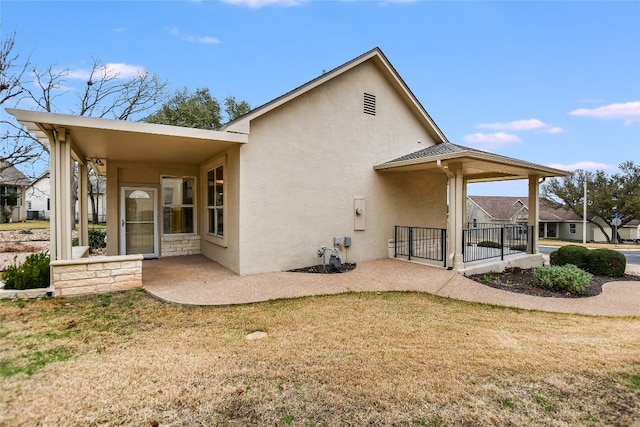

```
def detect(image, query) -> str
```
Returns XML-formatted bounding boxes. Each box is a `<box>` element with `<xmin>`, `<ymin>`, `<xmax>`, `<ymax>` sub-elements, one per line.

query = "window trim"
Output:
<box><xmin>203</xmin><ymin>155</ymin><xmax>227</xmax><ymax>247</ymax></box>
<box><xmin>161</xmin><ymin>175</ymin><xmax>197</xmax><ymax>236</ymax></box>
<box><xmin>207</xmin><ymin>166</ymin><xmax>224</xmax><ymax>238</ymax></box>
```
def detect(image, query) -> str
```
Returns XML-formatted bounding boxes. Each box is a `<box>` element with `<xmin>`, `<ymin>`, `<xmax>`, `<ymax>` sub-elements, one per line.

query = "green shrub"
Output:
<box><xmin>88</xmin><ymin>228</ymin><xmax>106</xmax><ymax>252</ymax></box>
<box><xmin>587</xmin><ymin>248</ymin><xmax>626</xmax><ymax>277</ymax></box>
<box><xmin>478</xmin><ymin>240</ymin><xmax>501</xmax><ymax>249</ymax></box>
<box><xmin>549</xmin><ymin>245</ymin><xmax>590</xmax><ymax>270</ymax></box>
<box><xmin>2</xmin><ymin>252</ymin><xmax>50</xmax><ymax>290</ymax></box>
<box><xmin>71</xmin><ymin>228</ymin><xmax>106</xmax><ymax>253</ymax></box>
<box><xmin>533</xmin><ymin>264</ymin><xmax>592</xmax><ymax>294</ymax></box>
<box><xmin>510</xmin><ymin>244</ymin><xmax>527</xmax><ymax>252</ymax></box>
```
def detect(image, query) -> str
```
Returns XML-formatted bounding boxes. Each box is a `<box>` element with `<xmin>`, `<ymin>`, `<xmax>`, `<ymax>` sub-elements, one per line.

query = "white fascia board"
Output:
<box><xmin>6</xmin><ymin>108</ymin><xmax>248</xmax><ymax>144</ymax></box>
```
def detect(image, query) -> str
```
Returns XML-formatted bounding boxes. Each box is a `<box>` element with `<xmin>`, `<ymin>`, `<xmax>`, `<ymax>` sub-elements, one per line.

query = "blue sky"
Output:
<box><xmin>2</xmin><ymin>0</ymin><xmax>639</xmax><ymax>195</ymax></box>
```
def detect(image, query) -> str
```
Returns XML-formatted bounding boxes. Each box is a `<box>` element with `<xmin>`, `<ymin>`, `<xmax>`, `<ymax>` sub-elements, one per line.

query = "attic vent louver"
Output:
<box><xmin>363</xmin><ymin>93</ymin><xmax>376</xmax><ymax>116</ymax></box>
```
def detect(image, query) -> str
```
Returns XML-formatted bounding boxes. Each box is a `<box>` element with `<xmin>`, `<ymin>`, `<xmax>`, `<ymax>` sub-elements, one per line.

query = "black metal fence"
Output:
<box><xmin>394</xmin><ymin>226</ymin><xmax>447</xmax><ymax>266</ymax></box>
<box><xmin>462</xmin><ymin>224</ymin><xmax>532</xmax><ymax>262</ymax></box>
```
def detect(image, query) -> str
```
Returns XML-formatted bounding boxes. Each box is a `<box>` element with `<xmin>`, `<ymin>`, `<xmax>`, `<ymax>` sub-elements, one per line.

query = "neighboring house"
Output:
<box><xmin>8</xmin><ymin>48</ymin><xmax>569</xmax><ymax>295</ymax></box>
<box><xmin>467</xmin><ymin>195</ymin><xmax>639</xmax><ymax>243</ymax></box>
<box><xmin>619</xmin><ymin>219</ymin><xmax>640</xmax><ymax>243</ymax></box>
<box><xmin>0</xmin><ymin>159</ymin><xmax>30</xmax><ymax>223</ymax></box>
<box><xmin>466</xmin><ymin>195</ymin><xmax>529</xmax><ymax>227</ymax></box>
<box><xmin>26</xmin><ymin>172</ymin><xmax>51</xmax><ymax>220</ymax></box>
<box><xmin>26</xmin><ymin>173</ymin><xmax>107</xmax><ymax>223</ymax></box>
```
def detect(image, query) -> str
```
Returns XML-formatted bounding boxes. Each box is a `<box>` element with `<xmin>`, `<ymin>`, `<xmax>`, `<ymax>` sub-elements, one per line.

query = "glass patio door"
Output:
<box><xmin>120</xmin><ymin>188</ymin><xmax>158</xmax><ymax>258</ymax></box>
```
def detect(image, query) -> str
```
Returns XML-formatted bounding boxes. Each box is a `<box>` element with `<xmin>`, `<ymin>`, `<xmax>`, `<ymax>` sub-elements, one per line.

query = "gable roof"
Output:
<box><xmin>467</xmin><ymin>195</ymin><xmax>528</xmax><ymax>221</ymax></box>
<box><xmin>375</xmin><ymin>142</ymin><xmax>568</xmax><ymax>182</ymax></box>
<box><xmin>221</xmin><ymin>47</ymin><xmax>449</xmax><ymax>144</ymax></box>
<box><xmin>0</xmin><ymin>159</ymin><xmax>31</xmax><ymax>186</ymax></box>
<box><xmin>467</xmin><ymin>195</ymin><xmax>592</xmax><ymax>222</ymax></box>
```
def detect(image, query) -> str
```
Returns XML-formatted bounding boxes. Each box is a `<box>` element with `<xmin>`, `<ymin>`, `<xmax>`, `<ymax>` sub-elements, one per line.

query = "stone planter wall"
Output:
<box><xmin>50</xmin><ymin>255</ymin><xmax>143</xmax><ymax>297</ymax></box>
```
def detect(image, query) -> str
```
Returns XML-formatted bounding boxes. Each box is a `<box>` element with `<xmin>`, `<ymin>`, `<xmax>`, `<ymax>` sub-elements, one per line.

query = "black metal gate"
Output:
<box><xmin>394</xmin><ymin>226</ymin><xmax>447</xmax><ymax>266</ymax></box>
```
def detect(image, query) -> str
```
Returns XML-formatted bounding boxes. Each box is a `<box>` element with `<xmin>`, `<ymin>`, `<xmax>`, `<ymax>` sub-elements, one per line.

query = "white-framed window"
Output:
<box><xmin>162</xmin><ymin>176</ymin><xmax>195</xmax><ymax>234</ymax></box>
<box><xmin>207</xmin><ymin>165</ymin><xmax>224</xmax><ymax>237</ymax></box>
<box><xmin>569</xmin><ymin>223</ymin><xmax>576</xmax><ymax>234</ymax></box>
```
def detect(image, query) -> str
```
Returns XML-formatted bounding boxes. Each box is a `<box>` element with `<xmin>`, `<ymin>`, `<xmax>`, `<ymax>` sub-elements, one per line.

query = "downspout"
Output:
<box><xmin>437</xmin><ymin>160</ymin><xmax>455</xmax><ymax>269</ymax></box>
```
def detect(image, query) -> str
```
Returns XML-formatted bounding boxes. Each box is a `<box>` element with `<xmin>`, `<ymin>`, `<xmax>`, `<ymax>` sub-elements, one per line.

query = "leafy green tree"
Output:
<box><xmin>144</xmin><ymin>88</ymin><xmax>251</xmax><ymax>130</ymax></box>
<box><xmin>542</xmin><ymin>161</ymin><xmax>640</xmax><ymax>242</ymax></box>
<box><xmin>224</xmin><ymin>95</ymin><xmax>251</xmax><ymax>122</ymax></box>
<box><xmin>144</xmin><ymin>87</ymin><xmax>222</xmax><ymax>129</ymax></box>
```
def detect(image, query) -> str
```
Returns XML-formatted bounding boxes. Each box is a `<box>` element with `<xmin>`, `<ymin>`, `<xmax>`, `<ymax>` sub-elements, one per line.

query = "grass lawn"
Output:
<box><xmin>540</xmin><ymin>238</ymin><xmax>640</xmax><ymax>250</ymax></box>
<box><xmin>0</xmin><ymin>220</ymin><xmax>50</xmax><ymax>231</ymax></box>
<box><xmin>1</xmin><ymin>290</ymin><xmax>639</xmax><ymax>426</ymax></box>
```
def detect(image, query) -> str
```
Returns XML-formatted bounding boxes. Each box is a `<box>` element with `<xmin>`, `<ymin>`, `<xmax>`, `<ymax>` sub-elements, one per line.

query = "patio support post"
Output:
<box><xmin>52</xmin><ymin>128</ymin><xmax>73</xmax><ymax>260</ymax></box>
<box><xmin>78</xmin><ymin>160</ymin><xmax>89</xmax><ymax>247</ymax></box>
<box><xmin>528</xmin><ymin>175</ymin><xmax>540</xmax><ymax>254</ymax></box>
<box><xmin>452</xmin><ymin>167</ymin><xmax>465</xmax><ymax>270</ymax></box>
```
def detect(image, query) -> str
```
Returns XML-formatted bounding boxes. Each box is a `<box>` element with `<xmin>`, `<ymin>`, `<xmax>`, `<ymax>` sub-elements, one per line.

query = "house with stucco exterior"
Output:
<box><xmin>467</xmin><ymin>195</ymin><xmax>640</xmax><ymax>243</ymax></box>
<box><xmin>26</xmin><ymin>172</ymin><xmax>107</xmax><ymax>223</ymax></box>
<box><xmin>0</xmin><ymin>159</ymin><xmax>30</xmax><ymax>223</ymax></box>
<box><xmin>8</xmin><ymin>48</ymin><xmax>568</xmax><ymax>296</ymax></box>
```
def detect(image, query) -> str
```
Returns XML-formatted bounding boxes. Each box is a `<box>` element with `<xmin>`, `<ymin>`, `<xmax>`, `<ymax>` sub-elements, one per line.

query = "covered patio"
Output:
<box><xmin>8</xmin><ymin>108</ymin><xmax>247</xmax><ymax>296</ymax></box>
<box><xmin>375</xmin><ymin>142</ymin><xmax>568</xmax><ymax>274</ymax></box>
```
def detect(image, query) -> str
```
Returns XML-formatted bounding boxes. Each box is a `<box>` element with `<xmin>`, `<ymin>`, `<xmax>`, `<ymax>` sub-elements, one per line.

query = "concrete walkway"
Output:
<box><xmin>143</xmin><ymin>256</ymin><xmax>640</xmax><ymax>317</ymax></box>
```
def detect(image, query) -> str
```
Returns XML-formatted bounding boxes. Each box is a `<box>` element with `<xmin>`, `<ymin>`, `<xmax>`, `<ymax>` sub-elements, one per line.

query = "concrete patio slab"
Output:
<box><xmin>143</xmin><ymin>255</ymin><xmax>640</xmax><ymax>317</ymax></box>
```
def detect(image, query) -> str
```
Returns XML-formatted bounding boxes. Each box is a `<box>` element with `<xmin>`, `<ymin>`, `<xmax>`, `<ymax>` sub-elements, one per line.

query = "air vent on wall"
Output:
<box><xmin>363</xmin><ymin>93</ymin><xmax>376</xmax><ymax>116</ymax></box>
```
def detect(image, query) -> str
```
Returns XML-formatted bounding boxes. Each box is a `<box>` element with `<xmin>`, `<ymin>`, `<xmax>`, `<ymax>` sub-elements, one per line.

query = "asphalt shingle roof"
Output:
<box><xmin>0</xmin><ymin>159</ymin><xmax>30</xmax><ymax>186</ymax></box>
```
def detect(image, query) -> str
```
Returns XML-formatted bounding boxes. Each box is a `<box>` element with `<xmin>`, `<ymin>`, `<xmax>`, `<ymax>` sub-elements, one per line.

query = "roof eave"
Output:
<box><xmin>374</xmin><ymin>150</ymin><xmax>569</xmax><ymax>178</ymax></box>
<box><xmin>6</xmin><ymin>108</ymin><xmax>249</xmax><ymax>144</ymax></box>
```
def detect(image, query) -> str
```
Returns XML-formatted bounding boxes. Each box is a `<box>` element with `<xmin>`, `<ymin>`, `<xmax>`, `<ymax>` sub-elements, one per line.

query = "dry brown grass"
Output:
<box><xmin>1</xmin><ymin>289</ymin><xmax>639</xmax><ymax>426</ymax></box>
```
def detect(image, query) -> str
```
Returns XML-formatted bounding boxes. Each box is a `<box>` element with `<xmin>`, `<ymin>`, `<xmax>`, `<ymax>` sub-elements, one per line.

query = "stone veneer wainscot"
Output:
<box><xmin>161</xmin><ymin>234</ymin><xmax>201</xmax><ymax>257</ymax></box>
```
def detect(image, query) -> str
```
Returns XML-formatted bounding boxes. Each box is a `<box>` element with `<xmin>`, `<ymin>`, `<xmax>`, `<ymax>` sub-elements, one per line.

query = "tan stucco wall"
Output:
<box><xmin>237</xmin><ymin>61</ymin><xmax>447</xmax><ymax>274</ymax></box>
<box><xmin>199</xmin><ymin>147</ymin><xmax>241</xmax><ymax>273</ymax></box>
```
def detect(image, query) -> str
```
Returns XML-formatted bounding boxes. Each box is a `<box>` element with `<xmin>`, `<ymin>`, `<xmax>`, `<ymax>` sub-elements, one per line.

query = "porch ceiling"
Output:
<box><xmin>374</xmin><ymin>142</ymin><xmax>568</xmax><ymax>182</ymax></box>
<box><xmin>7</xmin><ymin>109</ymin><xmax>248</xmax><ymax>167</ymax></box>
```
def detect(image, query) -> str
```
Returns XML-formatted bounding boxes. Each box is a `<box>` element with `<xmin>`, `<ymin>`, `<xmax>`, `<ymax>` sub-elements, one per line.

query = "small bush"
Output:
<box><xmin>478</xmin><ymin>240</ymin><xmax>501</xmax><ymax>249</ymax></box>
<box><xmin>549</xmin><ymin>245</ymin><xmax>590</xmax><ymax>270</ymax></box>
<box><xmin>510</xmin><ymin>244</ymin><xmax>527</xmax><ymax>252</ymax></box>
<box><xmin>533</xmin><ymin>264</ymin><xmax>592</xmax><ymax>294</ymax></box>
<box><xmin>72</xmin><ymin>228</ymin><xmax>106</xmax><ymax>253</ymax></box>
<box><xmin>88</xmin><ymin>228</ymin><xmax>107</xmax><ymax>252</ymax></box>
<box><xmin>587</xmin><ymin>248</ymin><xmax>626</xmax><ymax>277</ymax></box>
<box><xmin>2</xmin><ymin>252</ymin><xmax>50</xmax><ymax>290</ymax></box>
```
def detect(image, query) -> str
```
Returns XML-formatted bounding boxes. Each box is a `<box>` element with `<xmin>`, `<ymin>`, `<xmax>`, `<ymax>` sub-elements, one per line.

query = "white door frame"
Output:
<box><xmin>120</xmin><ymin>187</ymin><xmax>159</xmax><ymax>258</ymax></box>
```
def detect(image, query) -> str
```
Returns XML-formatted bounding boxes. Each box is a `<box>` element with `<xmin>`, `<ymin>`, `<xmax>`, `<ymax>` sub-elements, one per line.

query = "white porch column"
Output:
<box><xmin>52</xmin><ymin>128</ymin><xmax>73</xmax><ymax>260</ymax></box>
<box><xmin>452</xmin><ymin>168</ymin><xmax>465</xmax><ymax>270</ymax></box>
<box><xmin>528</xmin><ymin>175</ymin><xmax>540</xmax><ymax>254</ymax></box>
<box><xmin>78</xmin><ymin>161</ymin><xmax>89</xmax><ymax>246</ymax></box>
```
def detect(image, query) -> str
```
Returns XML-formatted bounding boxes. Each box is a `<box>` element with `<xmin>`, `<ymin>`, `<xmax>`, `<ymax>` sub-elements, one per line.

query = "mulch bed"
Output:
<box><xmin>288</xmin><ymin>263</ymin><xmax>357</xmax><ymax>274</ymax></box>
<box><xmin>468</xmin><ymin>267</ymin><xmax>640</xmax><ymax>298</ymax></box>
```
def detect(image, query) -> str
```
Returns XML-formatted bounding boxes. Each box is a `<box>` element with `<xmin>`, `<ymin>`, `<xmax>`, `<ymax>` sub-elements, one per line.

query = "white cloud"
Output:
<box><xmin>546</xmin><ymin>161</ymin><xmax>614</xmax><ymax>171</ymax></box>
<box><xmin>463</xmin><ymin>132</ymin><xmax>521</xmax><ymax>149</ymax></box>
<box><xmin>477</xmin><ymin>118</ymin><xmax>564</xmax><ymax>134</ymax></box>
<box><xmin>570</xmin><ymin>101</ymin><xmax>640</xmax><ymax>124</ymax></box>
<box><xmin>184</xmin><ymin>35</ymin><xmax>220</xmax><ymax>45</ymax></box>
<box><xmin>222</xmin><ymin>0</ymin><xmax>304</xmax><ymax>7</ymax></box>
<box><xmin>67</xmin><ymin>63</ymin><xmax>146</xmax><ymax>80</ymax></box>
<box><xmin>168</xmin><ymin>27</ymin><xmax>220</xmax><ymax>45</ymax></box>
